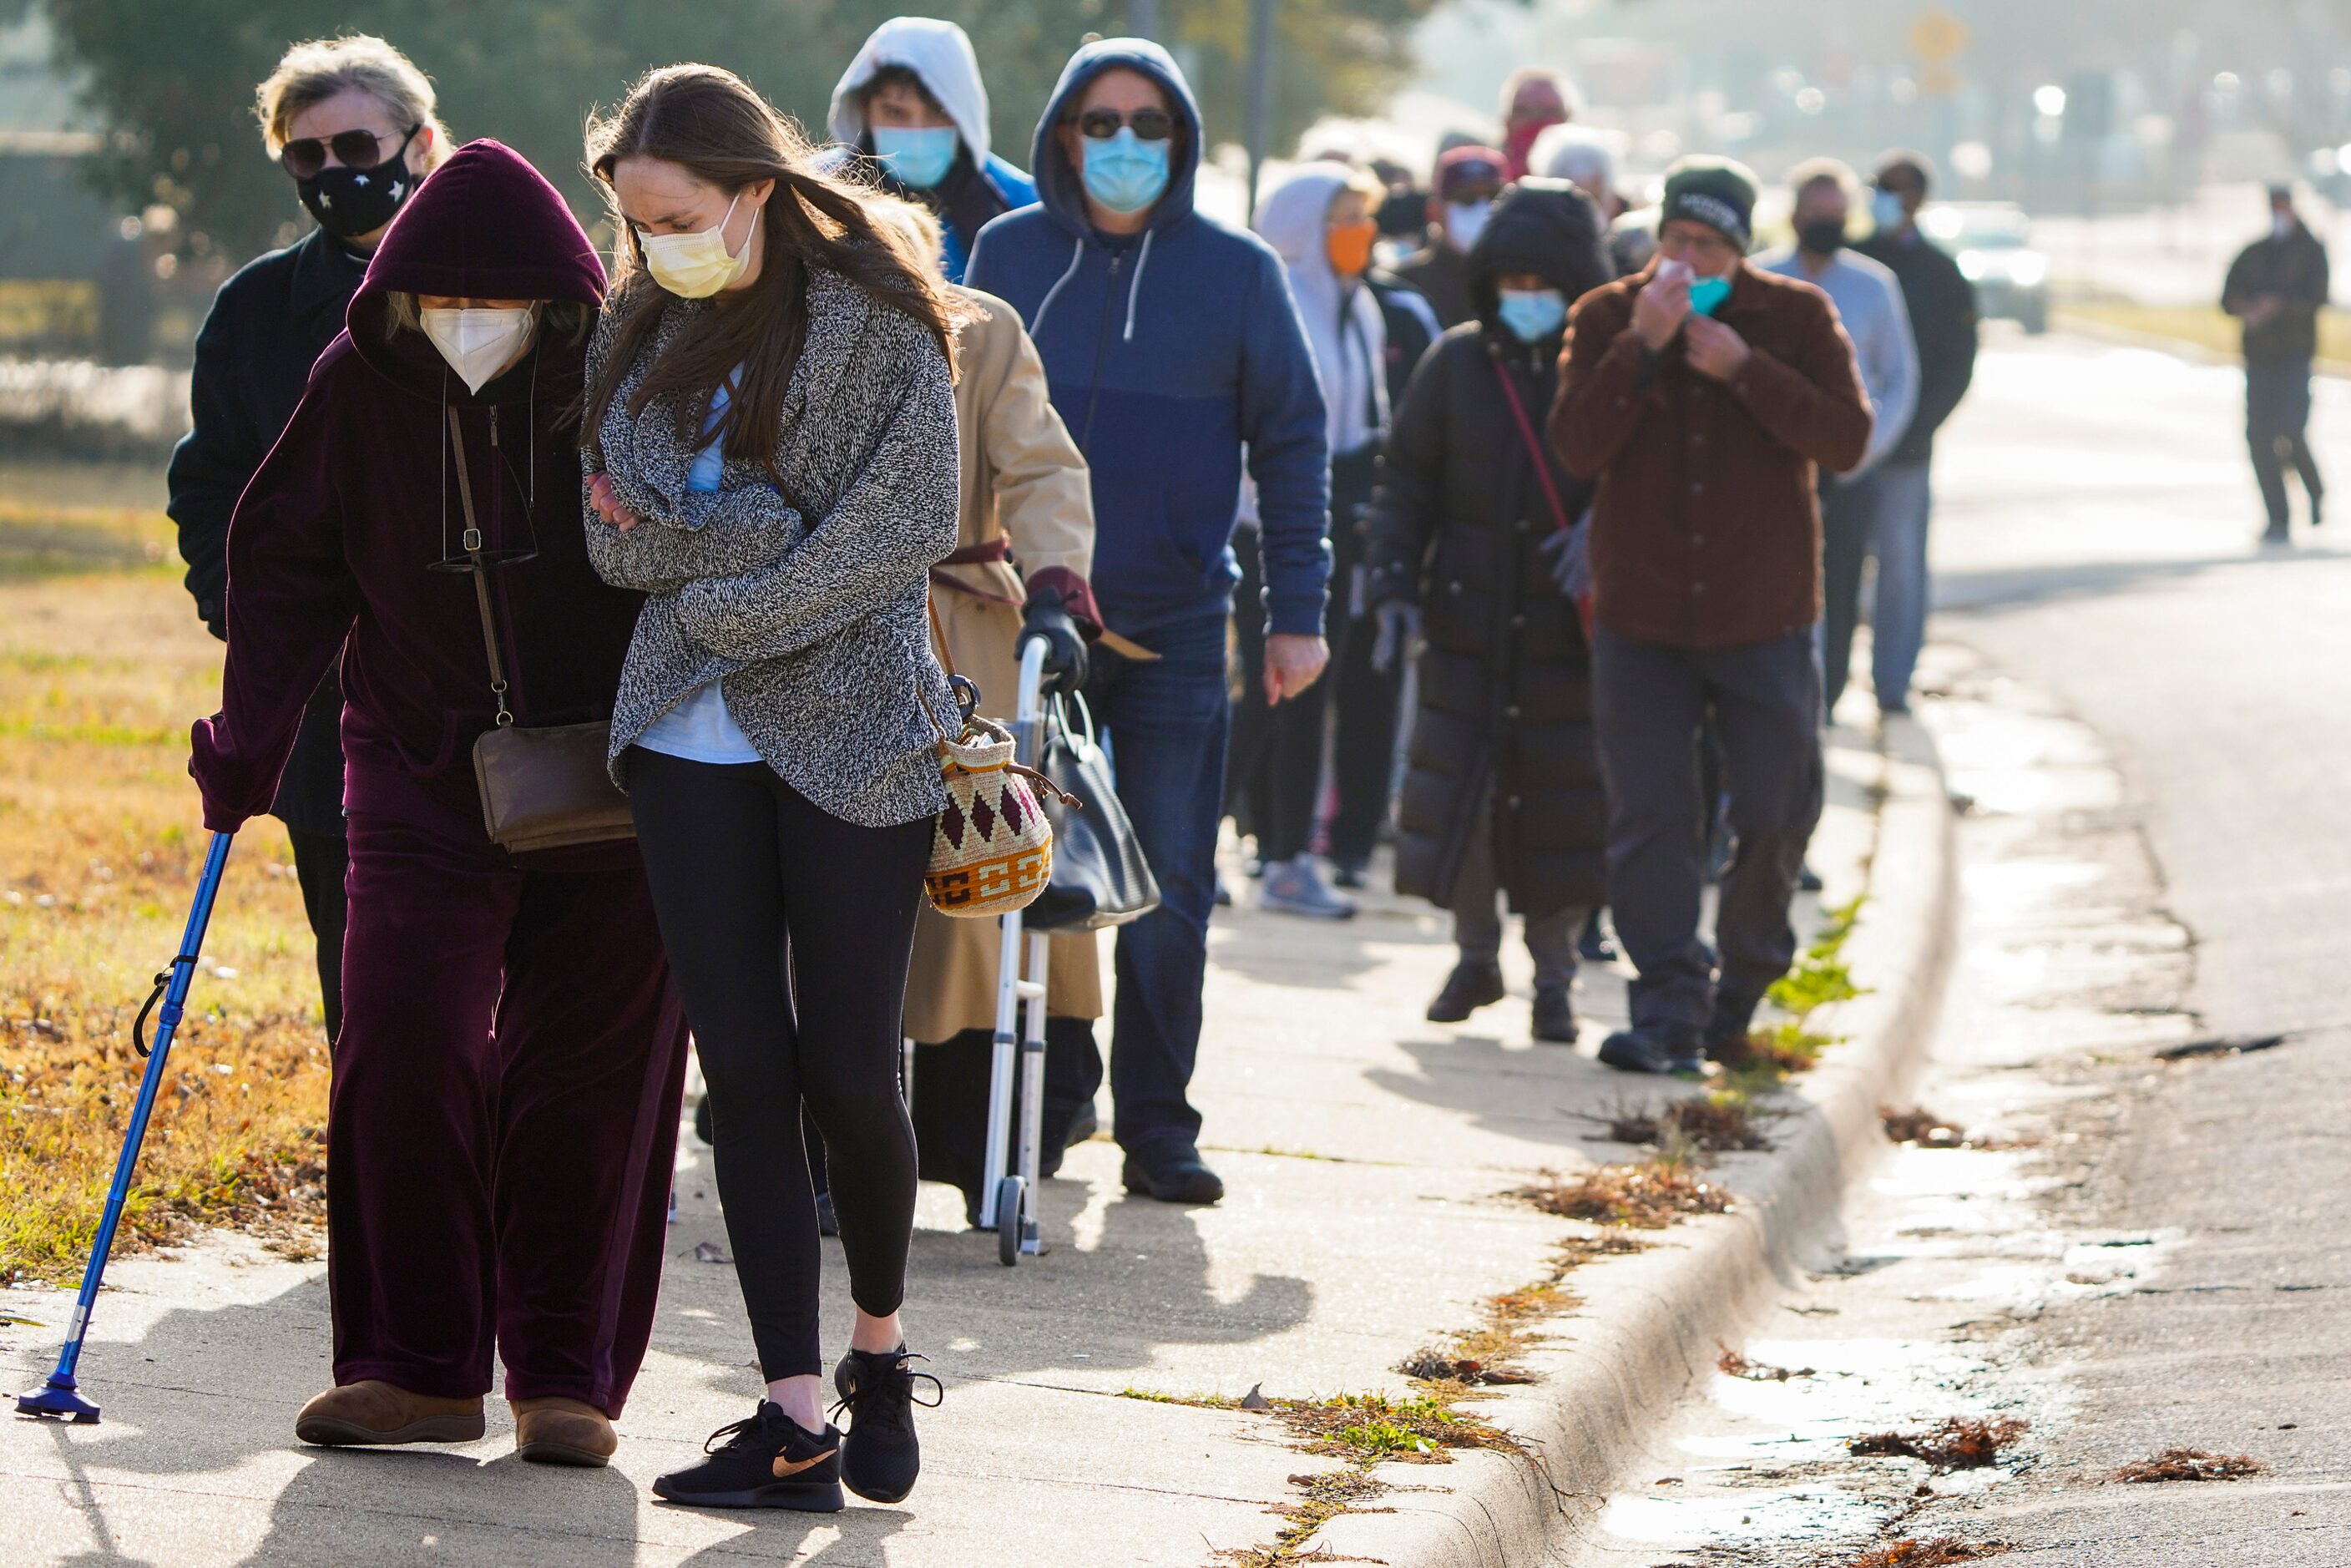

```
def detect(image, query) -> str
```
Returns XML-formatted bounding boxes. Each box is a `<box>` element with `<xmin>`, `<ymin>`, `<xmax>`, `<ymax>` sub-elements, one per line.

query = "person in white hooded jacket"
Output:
<box><xmin>827</xmin><ymin>16</ymin><xmax>1037</xmax><ymax>283</ymax></box>
<box><xmin>1228</xmin><ymin>164</ymin><xmax>1393</xmax><ymax>919</ymax></box>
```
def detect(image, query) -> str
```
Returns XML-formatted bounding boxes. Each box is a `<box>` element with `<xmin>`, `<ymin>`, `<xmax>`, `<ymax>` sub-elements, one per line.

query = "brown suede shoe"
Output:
<box><xmin>294</xmin><ymin>1380</ymin><xmax>485</xmax><ymax>1447</ymax></box>
<box><xmin>511</xmin><ymin>1397</ymin><xmax>619</xmax><ymax>1468</ymax></box>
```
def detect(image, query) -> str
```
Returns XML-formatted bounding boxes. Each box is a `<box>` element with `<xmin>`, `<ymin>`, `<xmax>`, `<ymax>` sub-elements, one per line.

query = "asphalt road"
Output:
<box><xmin>1569</xmin><ymin>325</ymin><xmax>2351</xmax><ymax>1566</ymax></box>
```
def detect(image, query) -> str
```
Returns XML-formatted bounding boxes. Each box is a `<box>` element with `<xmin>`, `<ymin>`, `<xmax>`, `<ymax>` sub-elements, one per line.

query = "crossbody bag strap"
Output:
<box><xmin>447</xmin><ymin>407</ymin><xmax>513</xmax><ymax>730</ymax></box>
<box><xmin>1491</xmin><ymin>355</ymin><xmax>1573</xmax><ymax>534</ymax></box>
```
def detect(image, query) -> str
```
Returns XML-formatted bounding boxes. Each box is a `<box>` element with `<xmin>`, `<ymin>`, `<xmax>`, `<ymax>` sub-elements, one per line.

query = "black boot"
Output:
<box><xmin>1427</xmin><ymin>960</ymin><xmax>1506</xmax><ymax>1024</ymax></box>
<box><xmin>1597</xmin><ymin>1021</ymin><xmax>1706</xmax><ymax>1077</ymax></box>
<box><xmin>1121</xmin><ymin>1146</ymin><xmax>1225</xmax><ymax>1204</ymax></box>
<box><xmin>1531</xmin><ymin>986</ymin><xmax>1577</xmax><ymax>1044</ymax></box>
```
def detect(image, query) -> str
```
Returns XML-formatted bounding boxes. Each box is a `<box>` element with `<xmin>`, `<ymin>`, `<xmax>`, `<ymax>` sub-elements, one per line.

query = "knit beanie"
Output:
<box><xmin>1660</xmin><ymin>155</ymin><xmax>1759</xmax><ymax>250</ymax></box>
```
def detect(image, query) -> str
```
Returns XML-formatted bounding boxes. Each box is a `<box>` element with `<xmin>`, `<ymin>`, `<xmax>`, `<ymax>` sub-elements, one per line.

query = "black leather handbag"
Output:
<box><xmin>1024</xmin><ymin>693</ymin><xmax>1160</xmax><ymax>932</ymax></box>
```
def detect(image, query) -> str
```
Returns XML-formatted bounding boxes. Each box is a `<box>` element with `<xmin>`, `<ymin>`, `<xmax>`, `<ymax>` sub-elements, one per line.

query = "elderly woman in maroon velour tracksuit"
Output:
<box><xmin>188</xmin><ymin>140</ymin><xmax>689</xmax><ymax>1467</ymax></box>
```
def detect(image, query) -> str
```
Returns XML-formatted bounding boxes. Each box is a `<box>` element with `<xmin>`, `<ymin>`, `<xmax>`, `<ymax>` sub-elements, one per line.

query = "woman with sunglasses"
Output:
<box><xmin>190</xmin><ymin>139</ymin><xmax>690</xmax><ymax>1466</ymax></box>
<box><xmin>579</xmin><ymin>63</ymin><xmax>961</xmax><ymax>1512</ymax></box>
<box><xmin>169</xmin><ymin>34</ymin><xmax>449</xmax><ymax>1047</ymax></box>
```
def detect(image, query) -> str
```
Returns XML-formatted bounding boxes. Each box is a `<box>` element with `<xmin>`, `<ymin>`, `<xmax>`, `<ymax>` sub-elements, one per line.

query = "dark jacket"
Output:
<box><xmin>1854</xmin><ymin>225</ymin><xmax>1979</xmax><ymax>464</ymax></box>
<box><xmin>1550</xmin><ymin>258</ymin><xmax>1871</xmax><ymax>650</ymax></box>
<box><xmin>1366</xmin><ymin>184</ymin><xmax>1614</xmax><ymax>918</ymax></box>
<box><xmin>1392</xmin><ymin>235</ymin><xmax>1477</xmax><ymax>331</ymax></box>
<box><xmin>168</xmin><ymin>227</ymin><xmax>365</xmax><ymax>837</ymax></box>
<box><xmin>966</xmin><ymin>38</ymin><xmax>1330</xmax><ymax>640</ymax></box>
<box><xmin>192</xmin><ymin>141</ymin><xmax>640</xmax><ymax>837</ymax></box>
<box><xmin>2221</xmin><ymin>220</ymin><xmax>2330</xmax><ymax>366</ymax></box>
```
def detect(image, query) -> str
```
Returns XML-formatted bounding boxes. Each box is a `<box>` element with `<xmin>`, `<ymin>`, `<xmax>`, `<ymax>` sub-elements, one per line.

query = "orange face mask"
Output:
<box><xmin>1325</xmin><ymin>220</ymin><xmax>1378</xmax><ymax>278</ymax></box>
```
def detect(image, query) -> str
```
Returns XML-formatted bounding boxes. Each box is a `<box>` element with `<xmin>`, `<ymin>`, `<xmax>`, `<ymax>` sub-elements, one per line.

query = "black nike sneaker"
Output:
<box><xmin>652</xmin><ymin>1401</ymin><xmax>844</xmax><ymax>1510</ymax></box>
<box><xmin>832</xmin><ymin>1346</ymin><xmax>943</xmax><ymax>1505</ymax></box>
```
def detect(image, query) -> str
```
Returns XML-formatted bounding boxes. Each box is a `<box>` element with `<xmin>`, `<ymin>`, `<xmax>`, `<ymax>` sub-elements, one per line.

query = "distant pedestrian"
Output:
<box><xmin>1228</xmin><ymin>164</ymin><xmax>1394</xmax><ymax>920</ymax></box>
<box><xmin>1534</xmin><ymin>124</ymin><xmax>1646</xmax><ymax>279</ymax></box>
<box><xmin>1550</xmin><ymin>156</ymin><xmax>1870</xmax><ymax>1075</ymax></box>
<box><xmin>1368</xmin><ymin>180</ymin><xmax>1615</xmax><ymax>1042</ymax></box>
<box><xmin>1393</xmin><ymin>144</ymin><xmax>1507</xmax><ymax>330</ymax></box>
<box><xmin>1853</xmin><ymin>151</ymin><xmax>1978</xmax><ymax>710</ymax></box>
<box><xmin>1760</xmin><ymin>159</ymin><xmax>1919</xmax><ymax>719</ymax></box>
<box><xmin>827</xmin><ymin>16</ymin><xmax>1036</xmax><ymax>283</ymax></box>
<box><xmin>967</xmin><ymin>38</ymin><xmax>1329</xmax><ymax>1206</ymax></box>
<box><xmin>169</xmin><ymin>35</ymin><xmax>453</xmax><ymax>1043</ymax></box>
<box><xmin>1498</xmin><ymin>66</ymin><xmax>1574</xmax><ymax>182</ymax></box>
<box><xmin>2222</xmin><ymin>183</ymin><xmax>2330</xmax><ymax>543</ymax></box>
<box><xmin>581</xmin><ymin>63</ymin><xmax>966</xmax><ymax>1510</ymax></box>
<box><xmin>190</xmin><ymin>139</ymin><xmax>689</xmax><ymax>1470</ymax></box>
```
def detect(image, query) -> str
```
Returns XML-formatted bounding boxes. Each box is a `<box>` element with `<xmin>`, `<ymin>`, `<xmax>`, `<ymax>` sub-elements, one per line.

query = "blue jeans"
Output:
<box><xmin>1869</xmin><ymin>460</ymin><xmax>1933</xmax><ymax>712</ymax></box>
<box><xmin>1077</xmin><ymin>609</ymin><xmax>1231</xmax><ymax>1161</ymax></box>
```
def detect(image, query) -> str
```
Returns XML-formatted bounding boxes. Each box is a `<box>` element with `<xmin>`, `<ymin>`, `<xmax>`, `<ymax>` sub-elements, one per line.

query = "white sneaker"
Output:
<box><xmin>1259</xmin><ymin>854</ymin><xmax>1358</xmax><ymax>920</ymax></box>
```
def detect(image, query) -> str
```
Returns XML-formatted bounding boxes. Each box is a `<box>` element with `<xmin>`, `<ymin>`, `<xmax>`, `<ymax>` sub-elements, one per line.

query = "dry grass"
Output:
<box><xmin>0</xmin><ymin>490</ymin><xmax>331</xmax><ymax>1279</ymax></box>
<box><xmin>1850</xmin><ymin>1417</ymin><xmax>2030</xmax><ymax>1472</ymax></box>
<box><xmin>2111</xmin><ymin>1448</ymin><xmax>2267</xmax><ymax>1483</ymax></box>
<box><xmin>1513</xmin><ymin>1157</ymin><xmax>1733</xmax><ymax>1229</ymax></box>
<box><xmin>1843</xmin><ymin>1539</ymin><xmax>2012</xmax><ymax>1566</ymax></box>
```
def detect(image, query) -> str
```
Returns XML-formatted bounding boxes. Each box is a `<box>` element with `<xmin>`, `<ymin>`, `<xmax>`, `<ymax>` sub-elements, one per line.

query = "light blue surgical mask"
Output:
<box><xmin>1872</xmin><ymin>188</ymin><xmax>1907</xmax><ymax>234</ymax></box>
<box><xmin>873</xmin><ymin>125</ymin><xmax>958</xmax><ymax>190</ymax></box>
<box><xmin>1688</xmin><ymin>274</ymin><xmax>1733</xmax><ymax>316</ymax></box>
<box><xmin>1080</xmin><ymin>128</ymin><xmax>1170</xmax><ymax>215</ymax></box>
<box><xmin>1497</xmin><ymin>287</ymin><xmax>1567</xmax><ymax>344</ymax></box>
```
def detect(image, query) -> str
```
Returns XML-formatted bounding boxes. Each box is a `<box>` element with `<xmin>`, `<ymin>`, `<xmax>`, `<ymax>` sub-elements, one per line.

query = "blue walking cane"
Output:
<box><xmin>18</xmin><ymin>831</ymin><xmax>235</xmax><ymax>1424</ymax></box>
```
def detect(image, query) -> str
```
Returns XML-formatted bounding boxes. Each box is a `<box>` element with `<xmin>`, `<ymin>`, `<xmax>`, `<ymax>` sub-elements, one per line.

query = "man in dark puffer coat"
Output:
<box><xmin>1365</xmin><ymin>181</ymin><xmax>1615</xmax><ymax>1043</ymax></box>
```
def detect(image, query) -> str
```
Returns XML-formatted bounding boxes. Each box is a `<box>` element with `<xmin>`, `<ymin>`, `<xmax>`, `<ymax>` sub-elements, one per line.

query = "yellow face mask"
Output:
<box><xmin>638</xmin><ymin>193</ymin><xmax>756</xmax><ymax>299</ymax></box>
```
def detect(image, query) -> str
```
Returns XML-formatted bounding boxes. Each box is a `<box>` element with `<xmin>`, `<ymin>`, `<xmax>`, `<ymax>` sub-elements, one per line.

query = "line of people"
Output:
<box><xmin>166</xmin><ymin>20</ymin><xmax>1979</xmax><ymax>1515</ymax></box>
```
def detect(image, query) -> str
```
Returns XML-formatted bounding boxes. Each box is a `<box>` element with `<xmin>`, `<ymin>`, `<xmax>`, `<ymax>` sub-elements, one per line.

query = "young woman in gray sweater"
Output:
<box><xmin>579</xmin><ymin>63</ymin><xmax>963</xmax><ymax>1512</ymax></box>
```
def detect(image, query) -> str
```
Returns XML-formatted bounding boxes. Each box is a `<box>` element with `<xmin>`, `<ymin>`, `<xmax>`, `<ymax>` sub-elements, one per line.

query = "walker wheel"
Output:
<box><xmin>995</xmin><ymin>1176</ymin><xmax>1025</xmax><ymax>1267</ymax></box>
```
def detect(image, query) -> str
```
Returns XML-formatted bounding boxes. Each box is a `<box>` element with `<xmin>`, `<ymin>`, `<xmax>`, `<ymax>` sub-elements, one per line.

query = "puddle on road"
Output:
<box><xmin>1568</xmin><ymin>648</ymin><xmax>2192</xmax><ymax>1566</ymax></box>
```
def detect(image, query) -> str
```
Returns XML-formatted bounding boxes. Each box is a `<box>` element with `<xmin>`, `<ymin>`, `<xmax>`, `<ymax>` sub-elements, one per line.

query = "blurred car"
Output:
<box><xmin>1919</xmin><ymin>202</ymin><xmax>2050</xmax><ymax>333</ymax></box>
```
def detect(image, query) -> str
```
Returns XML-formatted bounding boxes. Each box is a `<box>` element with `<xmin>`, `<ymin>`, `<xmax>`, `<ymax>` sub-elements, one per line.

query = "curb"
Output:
<box><xmin>1316</xmin><ymin>713</ymin><xmax>1960</xmax><ymax>1566</ymax></box>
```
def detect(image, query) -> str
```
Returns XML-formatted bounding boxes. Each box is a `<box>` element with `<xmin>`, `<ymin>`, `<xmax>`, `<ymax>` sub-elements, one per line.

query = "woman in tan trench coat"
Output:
<box><xmin>879</xmin><ymin>198</ymin><xmax>1106</xmax><ymax>1214</ymax></box>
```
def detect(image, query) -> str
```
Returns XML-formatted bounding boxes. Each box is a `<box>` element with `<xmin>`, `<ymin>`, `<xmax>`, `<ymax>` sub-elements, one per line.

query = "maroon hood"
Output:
<box><xmin>348</xmin><ymin>140</ymin><xmax>605</xmax><ymax>389</ymax></box>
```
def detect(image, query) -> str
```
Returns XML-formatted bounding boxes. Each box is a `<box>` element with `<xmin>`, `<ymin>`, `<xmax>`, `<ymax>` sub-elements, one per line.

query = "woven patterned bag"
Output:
<box><xmin>924</xmin><ymin>711</ymin><xmax>1069</xmax><ymax>918</ymax></box>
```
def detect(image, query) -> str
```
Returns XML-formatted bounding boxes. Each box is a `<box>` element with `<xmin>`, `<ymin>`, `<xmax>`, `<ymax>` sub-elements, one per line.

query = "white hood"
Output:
<box><xmin>827</xmin><ymin>17</ymin><xmax>992</xmax><ymax>168</ymax></box>
<box><xmin>1254</xmin><ymin>165</ymin><xmax>1388</xmax><ymax>457</ymax></box>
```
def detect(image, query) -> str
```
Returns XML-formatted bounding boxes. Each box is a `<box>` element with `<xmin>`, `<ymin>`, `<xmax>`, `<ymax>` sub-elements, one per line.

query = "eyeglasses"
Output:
<box><xmin>280</xmin><ymin>125</ymin><xmax>417</xmax><ymax>180</ymax></box>
<box><xmin>1658</xmin><ymin>224</ymin><xmax>1738</xmax><ymax>260</ymax></box>
<box><xmin>1069</xmin><ymin>108</ymin><xmax>1176</xmax><ymax>143</ymax></box>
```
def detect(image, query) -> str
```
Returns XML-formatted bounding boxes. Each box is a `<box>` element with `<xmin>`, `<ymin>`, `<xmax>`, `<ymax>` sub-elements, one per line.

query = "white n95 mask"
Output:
<box><xmin>422</xmin><ymin>306</ymin><xmax>538</xmax><ymax>394</ymax></box>
<box><xmin>639</xmin><ymin>193</ymin><xmax>756</xmax><ymax>299</ymax></box>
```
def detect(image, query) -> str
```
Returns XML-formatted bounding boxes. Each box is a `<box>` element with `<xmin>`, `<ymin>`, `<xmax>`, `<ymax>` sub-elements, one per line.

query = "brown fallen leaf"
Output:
<box><xmin>2112</xmin><ymin>1448</ymin><xmax>2266</xmax><ymax>1483</ymax></box>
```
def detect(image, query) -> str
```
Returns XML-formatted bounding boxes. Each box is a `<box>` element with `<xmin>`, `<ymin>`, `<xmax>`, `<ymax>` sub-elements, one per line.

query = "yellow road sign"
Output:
<box><xmin>1909</xmin><ymin>7</ymin><xmax>1970</xmax><ymax>67</ymax></box>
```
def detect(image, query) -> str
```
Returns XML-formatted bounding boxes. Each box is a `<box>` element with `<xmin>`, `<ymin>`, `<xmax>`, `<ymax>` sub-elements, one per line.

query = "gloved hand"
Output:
<box><xmin>1536</xmin><ymin>526</ymin><xmax>1579</xmax><ymax>596</ymax></box>
<box><xmin>1370</xmin><ymin>600</ymin><xmax>1420</xmax><ymax>675</ymax></box>
<box><xmin>1018</xmin><ymin>583</ymin><xmax>1089</xmax><ymax>695</ymax></box>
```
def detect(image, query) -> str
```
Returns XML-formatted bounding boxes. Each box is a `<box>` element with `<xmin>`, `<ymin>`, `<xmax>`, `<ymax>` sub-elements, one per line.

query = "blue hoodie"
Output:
<box><xmin>966</xmin><ymin>38</ymin><xmax>1330</xmax><ymax>638</ymax></box>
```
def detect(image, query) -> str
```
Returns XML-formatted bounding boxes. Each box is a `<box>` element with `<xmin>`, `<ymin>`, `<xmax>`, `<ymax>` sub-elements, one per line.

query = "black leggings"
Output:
<box><xmin>627</xmin><ymin>748</ymin><xmax>931</xmax><ymax>1378</ymax></box>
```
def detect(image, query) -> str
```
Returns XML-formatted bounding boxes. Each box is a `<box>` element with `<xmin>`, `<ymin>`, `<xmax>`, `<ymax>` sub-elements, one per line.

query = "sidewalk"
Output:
<box><xmin>0</xmin><ymin>717</ymin><xmax>1925</xmax><ymax>1567</ymax></box>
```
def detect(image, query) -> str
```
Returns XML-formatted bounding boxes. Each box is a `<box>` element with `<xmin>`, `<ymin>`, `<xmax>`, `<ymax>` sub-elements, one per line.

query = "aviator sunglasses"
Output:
<box><xmin>1068</xmin><ymin>107</ymin><xmax>1176</xmax><ymax>142</ymax></box>
<box><xmin>279</xmin><ymin>124</ymin><xmax>418</xmax><ymax>180</ymax></box>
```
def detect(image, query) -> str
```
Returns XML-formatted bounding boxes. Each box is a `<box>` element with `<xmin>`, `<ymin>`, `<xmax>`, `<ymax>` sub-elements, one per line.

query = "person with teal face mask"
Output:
<box><xmin>966</xmin><ymin>38</ymin><xmax>1331</xmax><ymax>1210</ymax></box>
<box><xmin>1363</xmin><ymin>180</ymin><xmax>1615</xmax><ymax>1045</ymax></box>
<box><xmin>1550</xmin><ymin>154</ymin><xmax>1874</xmax><ymax>1080</ymax></box>
<box><xmin>827</xmin><ymin>18</ymin><xmax>1037</xmax><ymax>284</ymax></box>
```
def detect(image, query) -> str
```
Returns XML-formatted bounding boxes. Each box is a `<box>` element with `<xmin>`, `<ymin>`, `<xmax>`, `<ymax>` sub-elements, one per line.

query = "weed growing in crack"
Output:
<box><xmin>1215</xmin><ymin>1468</ymin><xmax>1395</xmax><ymax>1565</ymax></box>
<box><xmin>1850</xmin><ymin>1416</ymin><xmax>2030</xmax><ymax>1471</ymax></box>
<box><xmin>2111</xmin><ymin>1448</ymin><xmax>2266</xmax><ymax>1483</ymax></box>
<box><xmin>1585</xmin><ymin>1089</ymin><xmax>1778</xmax><ymax>1153</ymax></box>
<box><xmin>1716</xmin><ymin>894</ymin><xmax>1868</xmax><ymax>1076</ymax></box>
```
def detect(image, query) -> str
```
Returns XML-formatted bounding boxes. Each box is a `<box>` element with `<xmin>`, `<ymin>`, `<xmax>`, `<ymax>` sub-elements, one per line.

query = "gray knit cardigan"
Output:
<box><xmin>583</xmin><ymin>267</ymin><xmax>961</xmax><ymax>828</ymax></box>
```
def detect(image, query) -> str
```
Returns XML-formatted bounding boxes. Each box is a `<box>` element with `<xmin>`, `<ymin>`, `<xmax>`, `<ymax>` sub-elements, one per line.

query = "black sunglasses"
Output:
<box><xmin>1069</xmin><ymin>108</ymin><xmax>1176</xmax><ymax>143</ymax></box>
<box><xmin>281</xmin><ymin>124</ymin><xmax>417</xmax><ymax>180</ymax></box>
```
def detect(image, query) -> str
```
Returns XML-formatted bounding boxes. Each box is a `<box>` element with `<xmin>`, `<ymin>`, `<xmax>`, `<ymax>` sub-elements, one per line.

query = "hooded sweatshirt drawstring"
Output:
<box><xmin>1030</xmin><ymin>235</ymin><xmax>1087</xmax><ymax>341</ymax></box>
<box><xmin>1122</xmin><ymin>230</ymin><xmax>1154</xmax><ymax>342</ymax></box>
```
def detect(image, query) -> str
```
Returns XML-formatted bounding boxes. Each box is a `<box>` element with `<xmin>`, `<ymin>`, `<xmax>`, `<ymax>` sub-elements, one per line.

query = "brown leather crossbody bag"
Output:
<box><xmin>445</xmin><ymin>407</ymin><xmax>636</xmax><ymax>853</ymax></box>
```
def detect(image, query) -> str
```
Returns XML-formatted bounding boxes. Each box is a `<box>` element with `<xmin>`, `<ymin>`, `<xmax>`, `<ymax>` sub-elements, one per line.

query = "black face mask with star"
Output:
<box><xmin>296</xmin><ymin>128</ymin><xmax>417</xmax><ymax>240</ymax></box>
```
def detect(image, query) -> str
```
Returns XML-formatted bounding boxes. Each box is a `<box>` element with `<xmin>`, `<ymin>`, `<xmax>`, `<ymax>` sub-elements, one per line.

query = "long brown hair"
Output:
<box><xmin>581</xmin><ymin>63</ymin><xmax>960</xmax><ymax>473</ymax></box>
